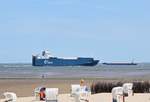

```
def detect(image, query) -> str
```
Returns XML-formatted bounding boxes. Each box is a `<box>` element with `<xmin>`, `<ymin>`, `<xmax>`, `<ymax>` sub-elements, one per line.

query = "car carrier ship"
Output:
<box><xmin>32</xmin><ymin>50</ymin><xmax>99</xmax><ymax>66</ymax></box>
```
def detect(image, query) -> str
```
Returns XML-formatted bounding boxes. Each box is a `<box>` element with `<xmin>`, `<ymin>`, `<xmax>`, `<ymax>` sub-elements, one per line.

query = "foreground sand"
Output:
<box><xmin>0</xmin><ymin>78</ymin><xmax>95</xmax><ymax>97</ymax></box>
<box><xmin>1</xmin><ymin>93</ymin><xmax>150</xmax><ymax>102</ymax></box>
<box><xmin>0</xmin><ymin>78</ymin><xmax>150</xmax><ymax>102</ymax></box>
<box><xmin>0</xmin><ymin>78</ymin><xmax>149</xmax><ymax>97</ymax></box>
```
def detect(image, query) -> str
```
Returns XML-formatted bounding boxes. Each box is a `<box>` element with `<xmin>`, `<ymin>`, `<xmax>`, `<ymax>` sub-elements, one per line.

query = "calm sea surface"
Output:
<box><xmin>0</xmin><ymin>63</ymin><xmax>150</xmax><ymax>78</ymax></box>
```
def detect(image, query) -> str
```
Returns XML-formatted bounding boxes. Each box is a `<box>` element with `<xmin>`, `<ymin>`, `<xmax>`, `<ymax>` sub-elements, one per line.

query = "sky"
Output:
<box><xmin>0</xmin><ymin>0</ymin><xmax>150</xmax><ymax>63</ymax></box>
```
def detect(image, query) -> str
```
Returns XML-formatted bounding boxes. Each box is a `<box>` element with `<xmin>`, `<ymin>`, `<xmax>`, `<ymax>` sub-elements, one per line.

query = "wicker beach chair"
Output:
<box><xmin>45</xmin><ymin>88</ymin><xmax>59</xmax><ymax>102</ymax></box>
<box><xmin>123</xmin><ymin>83</ymin><xmax>133</xmax><ymax>96</ymax></box>
<box><xmin>71</xmin><ymin>84</ymin><xmax>90</xmax><ymax>102</ymax></box>
<box><xmin>3</xmin><ymin>92</ymin><xmax>17</xmax><ymax>102</ymax></box>
<box><xmin>112</xmin><ymin>87</ymin><xmax>124</xmax><ymax>102</ymax></box>
<box><xmin>71</xmin><ymin>84</ymin><xmax>81</xmax><ymax>97</ymax></box>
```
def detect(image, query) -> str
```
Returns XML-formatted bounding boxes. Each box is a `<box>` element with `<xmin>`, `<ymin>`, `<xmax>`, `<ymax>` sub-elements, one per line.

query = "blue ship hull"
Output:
<box><xmin>32</xmin><ymin>56</ymin><xmax>99</xmax><ymax>66</ymax></box>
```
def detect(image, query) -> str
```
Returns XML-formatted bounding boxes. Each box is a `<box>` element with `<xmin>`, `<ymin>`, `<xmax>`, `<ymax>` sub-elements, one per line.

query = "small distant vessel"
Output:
<box><xmin>32</xmin><ymin>50</ymin><xmax>99</xmax><ymax>66</ymax></box>
<box><xmin>102</xmin><ymin>62</ymin><xmax>137</xmax><ymax>65</ymax></box>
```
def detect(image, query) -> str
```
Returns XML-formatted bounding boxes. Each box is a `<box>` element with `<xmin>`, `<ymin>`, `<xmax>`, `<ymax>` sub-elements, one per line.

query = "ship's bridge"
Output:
<box><xmin>42</xmin><ymin>50</ymin><xmax>53</xmax><ymax>58</ymax></box>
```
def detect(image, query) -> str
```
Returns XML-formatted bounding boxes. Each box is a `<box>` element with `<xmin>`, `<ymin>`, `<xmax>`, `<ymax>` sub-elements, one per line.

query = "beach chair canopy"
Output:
<box><xmin>45</xmin><ymin>88</ymin><xmax>59</xmax><ymax>102</ymax></box>
<box><xmin>3</xmin><ymin>92</ymin><xmax>17</xmax><ymax>102</ymax></box>
<box><xmin>34</xmin><ymin>86</ymin><xmax>46</xmax><ymax>93</ymax></box>
<box><xmin>123</xmin><ymin>83</ymin><xmax>133</xmax><ymax>90</ymax></box>
<box><xmin>123</xmin><ymin>83</ymin><xmax>133</xmax><ymax>96</ymax></box>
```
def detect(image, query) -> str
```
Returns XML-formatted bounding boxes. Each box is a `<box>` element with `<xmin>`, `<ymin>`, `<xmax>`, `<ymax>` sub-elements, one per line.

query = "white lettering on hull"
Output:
<box><xmin>44</xmin><ymin>60</ymin><xmax>53</xmax><ymax>64</ymax></box>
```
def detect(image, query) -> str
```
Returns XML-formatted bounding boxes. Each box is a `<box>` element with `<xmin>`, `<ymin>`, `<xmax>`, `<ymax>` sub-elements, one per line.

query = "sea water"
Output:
<box><xmin>0</xmin><ymin>63</ymin><xmax>150</xmax><ymax>78</ymax></box>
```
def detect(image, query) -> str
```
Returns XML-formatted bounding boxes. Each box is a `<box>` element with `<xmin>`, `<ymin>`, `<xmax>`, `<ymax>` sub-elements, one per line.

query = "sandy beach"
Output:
<box><xmin>0</xmin><ymin>78</ymin><xmax>96</xmax><ymax>97</ymax></box>
<box><xmin>0</xmin><ymin>78</ymin><xmax>149</xmax><ymax>96</ymax></box>
<box><xmin>1</xmin><ymin>93</ymin><xmax>150</xmax><ymax>102</ymax></box>
<box><xmin>0</xmin><ymin>78</ymin><xmax>150</xmax><ymax>102</ymax></box>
